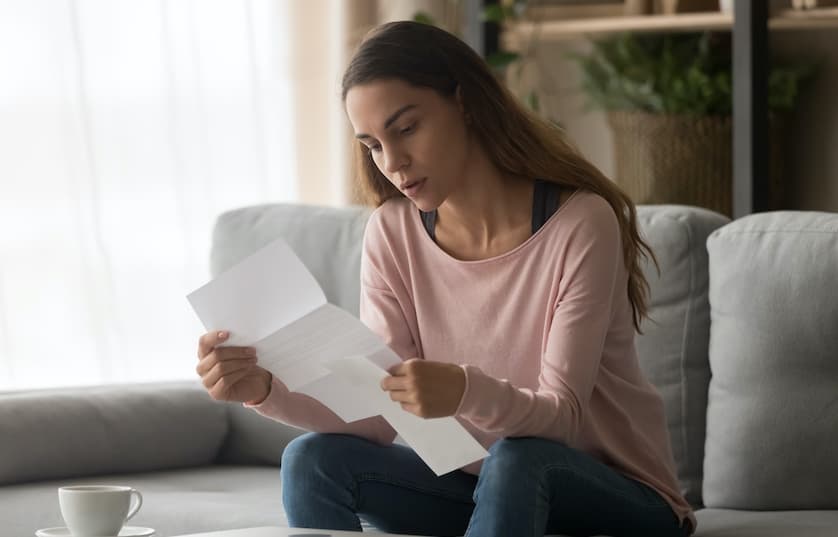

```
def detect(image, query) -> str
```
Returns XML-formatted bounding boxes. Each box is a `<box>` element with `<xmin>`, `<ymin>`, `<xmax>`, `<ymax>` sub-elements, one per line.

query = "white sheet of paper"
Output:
<box><xmin>292</xmin><ymin>373</ymin><xmax>382</xmax><ymax>423</ymax></box>
<box><xmin>324</xmin><ymin>355</ymin><xmax>489</xmax><ymax>476</ymax></box>
<box><xmin>383</xmin><ymin>409</ymin><xmax>489</xmax><ymax>476</ymax></box>
<box><xmin>187</xmin><ymin>239</ymin><xmax>326</xmax><ymax>347</ymax></box>
<box><xmin>253</xmin><ymin>303</ymin><xmax>395</xmax><ymax>391</ymax></box>
<box><xmin>187</xmin><ymin>238</ymin><xmax>488</xmax><ymax>475</ymax></box>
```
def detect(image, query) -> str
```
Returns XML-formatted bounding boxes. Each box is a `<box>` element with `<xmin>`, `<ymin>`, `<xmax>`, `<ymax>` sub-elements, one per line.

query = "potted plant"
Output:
<box><xmin>571</xmin><ymin>32</ymin><xmax>814</xmax><ymax>216</ymax></box>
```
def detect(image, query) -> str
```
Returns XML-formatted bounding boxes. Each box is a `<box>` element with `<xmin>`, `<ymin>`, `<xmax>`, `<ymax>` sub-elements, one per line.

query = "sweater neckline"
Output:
<box><xmin>411</xmin><ymin>187</ymin><xmax>582</xmax><ymax>265</ymax></box>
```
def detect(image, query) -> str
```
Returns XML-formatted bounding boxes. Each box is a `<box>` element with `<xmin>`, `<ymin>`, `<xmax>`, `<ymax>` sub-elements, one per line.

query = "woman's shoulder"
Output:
<box><xmin>366</xmin><ymin>197</ymin><xmax>415</xmax><ymax>235</ymax></box>
<box><xmin>363</xmin><ymin>197</ymin><xmax>418</xmax><ymax>251</ymax></box>
<box><xmin>369</xmin><ymin>195</ymin><xmax>413</xmax><ymax>217</ymax></box>
<box><xmin>548</xmin><ymin>189</ymin><xmax>619</xmax><ymax>238</ymax></box>
<box><xmin>566</xmin><ymin>188</ymin><xmax>614</xmax><ymax>215</ymax></box>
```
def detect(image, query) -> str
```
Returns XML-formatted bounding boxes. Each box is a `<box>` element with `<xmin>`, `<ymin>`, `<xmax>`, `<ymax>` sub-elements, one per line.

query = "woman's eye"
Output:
<box><xmin>400</xmin><ymin>123</ymin><xmax>415</xmax><ymax>135</ymax></box>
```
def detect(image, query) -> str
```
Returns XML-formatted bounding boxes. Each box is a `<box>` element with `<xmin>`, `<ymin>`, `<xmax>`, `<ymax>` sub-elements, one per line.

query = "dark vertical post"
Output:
<box><xmin>732</xmin><ymin>0</ymin><xmax>770</xmax><ymax>218</ymax></box>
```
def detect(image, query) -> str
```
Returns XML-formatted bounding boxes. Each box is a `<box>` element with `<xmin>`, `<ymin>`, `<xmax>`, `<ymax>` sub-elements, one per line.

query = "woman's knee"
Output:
<box><xmin>487</xmin><ymin>437</ymin><xmax>572</xmax><ymax>469</ymax></box>
<box><xmin>281</xmin><ymin>432</ymin><xmax>347</xmax><ymax>481</ymax></box>
<box><xmin>479</xmin><ymin>437</ymin><xmax>573</xmax><ymax>492</ymax></box>
<box><xmin>280</xmin><ymin>433</ymin><xmax>366</xmax><ymax>526</ymax></box>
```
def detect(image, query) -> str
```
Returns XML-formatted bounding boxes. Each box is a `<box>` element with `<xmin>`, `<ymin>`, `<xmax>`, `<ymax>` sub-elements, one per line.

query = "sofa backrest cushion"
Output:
<box><xmin>0</xmin><ymin>381</ymin><xmax>227</xmax><ymax>485</ymax></box>
<box><xmin>210</xmin><ymin>203</ymin><xmax>371</xmax><ymax>316</ymax></box>
<box><xmin>635</xmin><ymin>205</ymin><xmax>730</xmax><ymax>508</ymax></box>
<box><xmin>703</xmin><ymin>211</ymin><xmax>838</xmax><ymax>509</ymax></box>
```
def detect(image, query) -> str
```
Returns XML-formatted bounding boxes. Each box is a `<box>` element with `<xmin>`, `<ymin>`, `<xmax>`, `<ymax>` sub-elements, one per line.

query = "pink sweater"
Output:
<box><xmin>246</xmin><ymin>189</ymin><xmax>695</xmax><ymax>532</ymax></box>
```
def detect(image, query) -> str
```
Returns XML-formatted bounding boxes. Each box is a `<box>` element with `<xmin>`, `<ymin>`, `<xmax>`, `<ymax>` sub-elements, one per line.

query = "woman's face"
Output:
<box><xmin>345</xmin><ymin>78</ymin><xmax>471</xmax><ymax>212</ymax></box>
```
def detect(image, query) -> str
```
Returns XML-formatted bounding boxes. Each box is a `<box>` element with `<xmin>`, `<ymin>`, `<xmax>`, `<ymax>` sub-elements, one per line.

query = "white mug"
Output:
<box><xmin>58</xmin><ymin>485</ymin><xmax>143</xmax><ymax>536</ymax></box>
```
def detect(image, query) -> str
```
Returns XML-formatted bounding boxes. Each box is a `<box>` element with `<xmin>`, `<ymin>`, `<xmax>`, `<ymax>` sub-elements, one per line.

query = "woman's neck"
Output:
<box><xmin>435</xmin><ymin>151</ymin><xmax>534</xmax><ymax>258</ymax></box>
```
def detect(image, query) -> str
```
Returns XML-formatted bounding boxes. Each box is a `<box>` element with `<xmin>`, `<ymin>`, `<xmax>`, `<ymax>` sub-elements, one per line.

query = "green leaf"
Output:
<box><xmin>566</xmin><ymin>31</ymin><xmax>815</xmax><ymax>115</ymax></box>
<box><xmin>412</xmin><ymin>12</ymin><xmax>436</xmax><ymax>26</ymax></box>
<box><xmin>486</xmin><ymin>51</ymin><xmax>521</xmax><ymax>69</ymax></box>
<box><xmin>481</xmin><ymin>4</ymin><xmax>517</xmax><ymax>23</ymax></box>
<box><xmin>482</xmin><ymin>4</ymin><xmax>505</xmax><ymax>23</ymax></box>
<box><xmin>525</xmin><ymin>91</ymin><xmax>540</xmax><ymax>112</ymax></box>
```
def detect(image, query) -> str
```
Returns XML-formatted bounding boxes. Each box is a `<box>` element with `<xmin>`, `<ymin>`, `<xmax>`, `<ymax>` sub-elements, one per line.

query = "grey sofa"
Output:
<box><xmin>2</xmin><ymin>202</ymin><xmax>837</xmax><ymax>537</ymax></box>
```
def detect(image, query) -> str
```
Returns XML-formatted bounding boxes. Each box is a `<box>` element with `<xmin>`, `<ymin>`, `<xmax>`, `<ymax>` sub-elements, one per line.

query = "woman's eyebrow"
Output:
<box><xmin>355</xmin><ymin>104</ymin><xmax>417</xmax><ymax>140</ymax></box>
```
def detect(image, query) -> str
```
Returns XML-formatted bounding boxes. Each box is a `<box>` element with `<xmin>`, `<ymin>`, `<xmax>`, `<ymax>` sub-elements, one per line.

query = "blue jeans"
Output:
<box><xmin>280</xmin><ymin>433</ymin><xmax>690</xmax><ymax>537</ymax></box>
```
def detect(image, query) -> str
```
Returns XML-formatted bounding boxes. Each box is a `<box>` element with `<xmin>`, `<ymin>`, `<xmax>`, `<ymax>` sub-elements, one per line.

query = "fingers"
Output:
<box><xmin>207</xmin><ymin>365</ymin><xmax>254</xmax><ymax>400</ymax></box>
<box><xmin>198</xmin><ymin>331</ymin><xmax>229</xmax><ymax>359</ymax></box>
<box><xmin>380</xmin><ymin>359</ymin><xmax>462</xmax><ymax>419</ymax></box>
<box><xmin>381</xmin><ymin>374</ymin><xmax>417</xmax><ymax>406</ymax></box>
<box><xmin>201</xmin><ymin>355</ymin><xmax>258</xmax><ymax>390</ymax></box>
<box><xmin>388</xmin><ymin>390</ymin><xmax>417</xmax><ymax>406</ymax></box>
<box><xmin>381</xmin><ymin>357</ymin><xmax>425</xmax><ymax>397</ymax></box>
<box><xmin>380</xmin><ymin>374</ymin><xmax>408</xmax><ymax>392</ymax></box>
<box><xmin>382</xmin><ymin>358</ymin><xmax>422</xmax><ymax>389</ymax></box>
<box><xmin>387</xmin><ymin>357</ymin><xmax>421</xmax><ymax>376</ymax></box>
<box><xmin>196</xmin><ymin>346</ymin><xmax>257</xmax><ymax>377</ymax></box>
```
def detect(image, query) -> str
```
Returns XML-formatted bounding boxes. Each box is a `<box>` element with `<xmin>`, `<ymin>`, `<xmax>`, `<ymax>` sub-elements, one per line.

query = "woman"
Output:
<box><xmin>196</xmin><ymin>21</ymin><xmax>694</xmax><ymax>537</ymax></box>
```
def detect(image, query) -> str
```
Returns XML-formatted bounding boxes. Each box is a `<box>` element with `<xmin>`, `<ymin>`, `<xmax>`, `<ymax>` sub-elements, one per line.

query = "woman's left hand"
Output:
<box><xmin>380</xmin><ymin>358</ymin><xmax>466</xmax><ymax>419</ymax></box>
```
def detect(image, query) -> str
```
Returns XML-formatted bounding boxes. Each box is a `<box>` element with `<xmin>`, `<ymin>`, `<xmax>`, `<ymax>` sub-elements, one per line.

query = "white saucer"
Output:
<box><xmin>36</xmin><ymin>527</ymin><xmax>155</xmax><ymax>537</ymax></box>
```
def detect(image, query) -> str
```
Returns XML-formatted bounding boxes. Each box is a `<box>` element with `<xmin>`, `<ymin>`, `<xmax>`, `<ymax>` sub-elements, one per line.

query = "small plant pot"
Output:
<box><xmin>607</xmin><ymin>110</ymin><xmax>785</xmax><ymax>216</ymax></box>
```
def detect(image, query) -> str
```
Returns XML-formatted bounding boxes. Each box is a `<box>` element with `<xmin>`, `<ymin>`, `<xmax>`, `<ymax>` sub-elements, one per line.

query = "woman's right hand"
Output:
<box><xmin>196</xmin><ymin>331</ymin><xmax>273</xmax><ymax>405</ymax></box>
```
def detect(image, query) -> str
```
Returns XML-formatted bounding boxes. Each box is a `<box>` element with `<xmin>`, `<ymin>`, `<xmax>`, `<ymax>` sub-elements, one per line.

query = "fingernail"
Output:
<box><xmin>218</xmin><ymin>331</ymin><xmax>227</xmax><ymax>339</ymax></box>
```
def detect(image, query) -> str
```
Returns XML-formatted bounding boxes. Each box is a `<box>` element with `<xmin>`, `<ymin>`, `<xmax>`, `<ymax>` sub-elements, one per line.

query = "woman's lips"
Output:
<box><xmin>402</xmin><ymin>178</ymin><xmax>426</xmax><ymax>198</ymax></box>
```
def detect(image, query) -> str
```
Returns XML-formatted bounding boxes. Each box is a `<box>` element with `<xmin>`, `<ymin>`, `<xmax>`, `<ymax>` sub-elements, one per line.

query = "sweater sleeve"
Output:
<box><xmin>243</xmin><ymin>377</ymin><xmax>396</xmax><ymax>445</ymax></box>
<box><xmin>454</xmin><ymin>202</ymin><xmax>623</xmax><ymax>447</ymax></box>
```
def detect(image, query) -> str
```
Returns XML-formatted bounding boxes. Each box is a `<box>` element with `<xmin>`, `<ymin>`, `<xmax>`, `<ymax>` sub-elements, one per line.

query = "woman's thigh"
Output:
<box><xmin>470</xmin><ymin>437</ymin><xmax>685</xmax><ymax>537</ymax></box>
<box><xmin>528</xmin><ymin>439</ymin><xmax>686</xmax><ymax>537</ymax></box>
<box><xmin>285</xmin><ymin>433</ymin><xmax>477</xmax><ymax>536</ymax></box>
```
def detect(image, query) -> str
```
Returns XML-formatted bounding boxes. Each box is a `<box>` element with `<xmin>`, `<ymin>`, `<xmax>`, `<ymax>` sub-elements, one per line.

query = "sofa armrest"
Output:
<box><xmin>0</xmin><ymin>381</ymin><xmax>228</xmax><ymax>485</ymax></box>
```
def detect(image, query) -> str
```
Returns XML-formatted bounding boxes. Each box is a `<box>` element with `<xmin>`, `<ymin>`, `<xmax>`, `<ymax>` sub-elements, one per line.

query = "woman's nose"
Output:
<box><xmin>382</xmin><ymin>145</ymin><xmax>409</xmax><ymax>174</ymax></box>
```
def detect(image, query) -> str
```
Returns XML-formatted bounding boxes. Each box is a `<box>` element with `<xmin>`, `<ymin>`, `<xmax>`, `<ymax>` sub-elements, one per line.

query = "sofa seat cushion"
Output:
<box><xmin>694</xmin><ymin>508</ymin><xmax>838</xmax><ymax>537</ymax></box>
<box><xmin>1</xmin><ymin>463</ymin><xmax>619</xmax><ymax>537</ymax></box>
<box><xmin>704</xmin><ymin>211</ymin><xmax>838</xmax><ymax>509</ymax></box>
<box><xmin>22</xmin><ymin>465</ymin><xmax>836</xmax><ymax>537</ymax></box>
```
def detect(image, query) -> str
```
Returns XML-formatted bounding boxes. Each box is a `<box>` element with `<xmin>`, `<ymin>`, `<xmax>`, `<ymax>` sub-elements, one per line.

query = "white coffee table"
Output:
<box><xmin>171</xmin><ymin>527</ymin><xmax>417</xmax><ymax>537</ymax></box>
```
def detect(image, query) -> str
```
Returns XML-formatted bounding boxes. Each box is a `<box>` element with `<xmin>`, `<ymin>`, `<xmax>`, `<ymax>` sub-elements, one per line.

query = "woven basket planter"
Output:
<box><xmin>607</xmin><ymin>110</ymin><xmax>784</xmax><ymax>217</ymax></box>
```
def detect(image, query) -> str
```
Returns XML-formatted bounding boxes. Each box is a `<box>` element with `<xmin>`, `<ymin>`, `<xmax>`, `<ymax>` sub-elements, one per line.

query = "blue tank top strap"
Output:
<box><xmin>419</xmin><ymin>208</ymin><xmax>437</xmax><ymax>241</ymax></box>
<box><xmin>419</xmin><ymin>179</ymin><xmax>562</xmax><ymax>243</ymax></box>
<box><xmin>532</xmin><ymin>178</ymin><xmax>561</xmax><ymax>234</ymax></box>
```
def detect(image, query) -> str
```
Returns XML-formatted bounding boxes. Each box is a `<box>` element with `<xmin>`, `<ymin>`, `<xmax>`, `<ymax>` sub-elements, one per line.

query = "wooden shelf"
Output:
<box><xmin>502</xmin><ymin>9</ymin><xmax>838</xmax><ymax>49</ymax></box>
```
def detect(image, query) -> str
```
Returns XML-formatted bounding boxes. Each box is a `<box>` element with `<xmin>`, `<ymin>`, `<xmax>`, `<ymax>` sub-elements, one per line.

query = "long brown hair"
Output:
<box><xmin>342</xmin><ymin>21</ymin><xmax>658</xmax><ymax>331</ymax></box>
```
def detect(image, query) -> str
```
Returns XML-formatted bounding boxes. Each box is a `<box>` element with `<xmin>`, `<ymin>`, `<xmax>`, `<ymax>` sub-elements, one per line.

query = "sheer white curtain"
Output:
<box><xmin>0</xmin><ymin>0</ymin><xmax>354</xmax><ymax>391</ymax></box>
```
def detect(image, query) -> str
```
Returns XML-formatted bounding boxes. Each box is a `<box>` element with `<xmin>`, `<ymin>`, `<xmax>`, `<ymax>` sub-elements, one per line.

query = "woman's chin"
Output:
<box><xmin>412</xmin><ymin>198</ymin><xmax>439</xmax><ymax>213</ymax></box>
